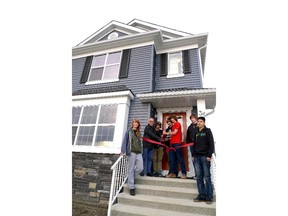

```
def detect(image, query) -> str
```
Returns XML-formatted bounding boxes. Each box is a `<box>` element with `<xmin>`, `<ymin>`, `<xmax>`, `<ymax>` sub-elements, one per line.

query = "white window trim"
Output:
<box><xmin>72</xmin><ymin>92</ymin><xmax>133</xmax><ymax>154</ymax></box>
<box><xmin>167</xmin><ymin>51</ymin><xmax>184</xmax><ymax>78</ymax></box>
<box><xmin>85</xmin><ymin>78</ymin><xmax>119</xmax><ymax>85</ymax></box>
<box><xmin>87</xmin><ymin>51</ymin><xmax>122</xmax><ymax>83</ymax></box>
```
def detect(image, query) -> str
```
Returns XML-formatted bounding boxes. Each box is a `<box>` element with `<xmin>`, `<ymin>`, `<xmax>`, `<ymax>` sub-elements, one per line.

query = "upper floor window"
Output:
<box><xmin>88</xmin><ymin>51</ymin><xmax>122</xmax><ymax>82</ymax></box>
<box><xmin>72</xmin><ymin>104</ymin><xmax>117</xmax><ymax>147</ymax></box>
<box><xmin>168</xmin><ymin>52</ymin><xmax>183</xmax><ymax>76</ymax></box>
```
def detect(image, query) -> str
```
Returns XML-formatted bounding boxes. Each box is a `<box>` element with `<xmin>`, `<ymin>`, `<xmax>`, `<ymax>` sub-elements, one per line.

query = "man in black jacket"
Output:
<box><xmin>141</xmin><ymin>118</ymin><xmax>161</xmax><ymax>176</ymax></box>
<box><xmin>192</xmin><ymin>116</ymin><xmax>215</xmax><ymax>204</ymax></box>
<box><xmin>186</xmin><ymin>114</ymin><xmax>198</xmax><ymax>179</ymax></box>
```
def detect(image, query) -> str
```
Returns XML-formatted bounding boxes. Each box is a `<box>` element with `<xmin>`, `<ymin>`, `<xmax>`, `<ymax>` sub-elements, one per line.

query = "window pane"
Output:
<box><xmin>98</xmin><ymin>105</ymin><xmax>117</xmax><ymax>124</ymax></box>
<box><xmin>92</xmin><ymin>54</ymin><xmax>106</xmax><ymax>67</ymax></box>
<box><xmin>72</xmin><ymin>107</ymin><xmax>81</xmax><ymax>124</ymax></box>
<box><xmin>89</xmin><ymin>68</ymin><xmax>103</xmax><ymax>81</ymax></box>
<box><xmin>169</xmin><ymin>52</ymin><xmax>182</xmax><ymax>75</ymax></box>
<box><xmin>72</xmin><ymin>126</ymin><xmax>78</xmax><ymax>145</ymax></box>
<box><xmin>95</xmin><ymin>126</ymin><xmax>115</xmax><ymax>146</ymax></box>
<box><xmin>80</xmin><ymin>106</ymin><xmax>98</xmax><ymax>124</ymax></box>
<box><xmin>75</xmin><ymin>126</ymin><xmax>95</xmax><ymax>146</ymax></box>
<box><xmin>103</xmin><ymin>65</ymin><xmax>119</xmax><ymax>80</ymax></box>
<box><xmin>106</xmin><ymin>52</ymin><xmax>121</xmax><ymax>64</ymax></box>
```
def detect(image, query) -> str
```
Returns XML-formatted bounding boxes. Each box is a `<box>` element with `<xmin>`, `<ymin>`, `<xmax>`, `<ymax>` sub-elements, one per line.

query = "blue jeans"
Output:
<box><xmin>169</xmin><ymin>143</ymin><xmax>186</xmax><ymax>175</ymax></box>
<box><xmin>142</xmin><ymin>147</ymin><xmax>153</xmax><ymax>175</ymax></box>
<box><xmin>194</xmin><ymin>156</ymin><xmax>213</xmax><ymax>199</ymax></box>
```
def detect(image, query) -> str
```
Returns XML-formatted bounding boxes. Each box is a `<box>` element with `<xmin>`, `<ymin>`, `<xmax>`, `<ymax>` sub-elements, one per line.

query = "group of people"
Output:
<box><xmin>120</xmin><ymin>114</ymin><xmax>215</xmax><ymax>204</ymax></box>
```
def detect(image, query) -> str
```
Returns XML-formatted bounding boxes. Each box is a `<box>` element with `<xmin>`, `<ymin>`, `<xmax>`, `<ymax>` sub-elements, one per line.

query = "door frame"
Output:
<box><xmin>156</xmin><ymin>107</ymin><xmax>195</xmax><ymax>177</ymax></box>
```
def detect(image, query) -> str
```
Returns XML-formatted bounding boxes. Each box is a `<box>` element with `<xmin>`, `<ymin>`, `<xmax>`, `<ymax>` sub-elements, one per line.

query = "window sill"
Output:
<box><xmin>85</xmin><ymin>78</ymin><xmax>119</xmax><ymax>85</ymax></box>
<box><xmin>166</xmin><ymin>73</ymin><xmax>184</xmax><ymax>78</ymax></box>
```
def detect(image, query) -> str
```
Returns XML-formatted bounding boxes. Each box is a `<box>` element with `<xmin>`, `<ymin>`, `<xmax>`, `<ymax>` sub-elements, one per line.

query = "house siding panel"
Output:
<box><xmin>72</xmin><ymin>45</ymin><xmax>154</xmax><ymax>128</ymax></box>
<box><xmin>154</xmin><ymin>48</ymin><xmax>203</xmax><ymax>90</ymax></box>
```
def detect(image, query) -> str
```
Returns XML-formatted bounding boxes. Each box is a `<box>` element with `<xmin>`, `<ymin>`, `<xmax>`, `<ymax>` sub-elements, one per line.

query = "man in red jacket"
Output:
<box><xmin>163</xmin><ymin>115</ymin><xmax>187</xmax><ymax>179</ymax></box>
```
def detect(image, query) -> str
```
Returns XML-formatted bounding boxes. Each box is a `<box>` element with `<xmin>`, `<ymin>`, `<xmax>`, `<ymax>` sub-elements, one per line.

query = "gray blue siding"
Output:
<box><xmin>72</xmin><ymin>45</ymin><xmax>154</xmax><ymax>128</ymax></box>
<box><xmin>154</xmin><ymin>48</ymin><xmax>203</xmax><ymax>90</ymax></box>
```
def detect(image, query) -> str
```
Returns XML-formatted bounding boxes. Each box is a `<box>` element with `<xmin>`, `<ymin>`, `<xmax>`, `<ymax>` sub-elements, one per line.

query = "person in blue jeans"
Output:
<box><xmin>192</xmin><ymin>116</ymin><xmax>215</xmax><ymax>204</ymax></box>
<box><xmin>141</xmin><ymin>118</ymin><xmax>161</xmax><ymax>176</ymax></box>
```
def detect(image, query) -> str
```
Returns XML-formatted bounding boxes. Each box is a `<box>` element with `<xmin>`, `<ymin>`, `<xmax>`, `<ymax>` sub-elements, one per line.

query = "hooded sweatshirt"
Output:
<box><xmin>193</xmin><ymin>126</ymin><xmax>215</xmax><ymax>158</ymax></box>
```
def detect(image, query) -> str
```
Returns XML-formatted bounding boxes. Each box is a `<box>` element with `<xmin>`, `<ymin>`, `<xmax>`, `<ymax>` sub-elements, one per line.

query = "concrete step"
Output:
<box><xmin>111</xmin><ymin>203</ymin><xmax>208</xmax><ymax>216</ymax></box>
<box><xmin>123</xmin><ymin>183</ymin><xmax>198</xmax><ymax>199</ymax></box>
<box><xmin>135</xmin><ymin>176</ymin><xmax>198</xmax><ymax>189</ymax></box>
<box><xmin>116</xmin><ymin>193</ymin><xmax>216</xmax><ymax>215</ymax></box>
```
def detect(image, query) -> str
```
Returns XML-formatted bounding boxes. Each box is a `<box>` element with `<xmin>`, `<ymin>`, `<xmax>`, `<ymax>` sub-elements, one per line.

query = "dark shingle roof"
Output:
<box><xmin>72</xmin><ymin>85</ymin><xmax>130</xmax><ymax>96</ymax></box>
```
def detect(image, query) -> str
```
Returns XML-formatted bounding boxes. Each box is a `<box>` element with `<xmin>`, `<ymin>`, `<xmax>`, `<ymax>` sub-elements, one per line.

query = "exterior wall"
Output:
<box><xmin>72</xmin><ymin>45</ymin><xmax>154</xmax><ymax>129</ymax></box>
<box><xmin>72</xmin><ymin>152</ymin><xmax>119</xmax><ymax>216</ymax></box>
<box><xmin>154</xmin><ymin>48</ymin><xmax>203</xmax><ymax>90</ymax></box>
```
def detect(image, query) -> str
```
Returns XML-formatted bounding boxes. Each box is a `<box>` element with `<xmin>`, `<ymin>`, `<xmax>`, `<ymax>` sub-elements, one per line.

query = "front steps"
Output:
<box><xmin>111</xmin><ymin>176</ymin><xmax>216</xmax><ymax>216</ymax></box>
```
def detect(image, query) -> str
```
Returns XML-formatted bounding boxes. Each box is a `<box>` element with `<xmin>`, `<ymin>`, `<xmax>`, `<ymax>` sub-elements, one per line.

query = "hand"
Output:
<box><xmin>192</xmin><ymin>157</ymin><xmax>194</xmax><ymax>161</ymax></box>
<box><xmin>206</xmin><ymin>157</ymin><xmax>211</xmax><ymax>161</ymax></box>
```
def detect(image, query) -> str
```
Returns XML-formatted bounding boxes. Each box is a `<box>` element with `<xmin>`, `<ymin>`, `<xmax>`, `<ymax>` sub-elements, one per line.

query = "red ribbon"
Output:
<box><xmin>142</xmin><ymin>137</ymin><xmax>193</xmax><ymax>153</ymax></box>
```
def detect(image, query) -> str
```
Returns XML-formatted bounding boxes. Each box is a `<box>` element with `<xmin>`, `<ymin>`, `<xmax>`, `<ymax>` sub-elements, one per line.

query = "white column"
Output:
<box><xmin>197</xmin><ymin>99</ymin><xmax>206</xmax><ymax>117</ymax></box>
<box><xmin>113</xmin><ymin>98</ymin><xmax>131</xmax><ymax>150</ymax></box>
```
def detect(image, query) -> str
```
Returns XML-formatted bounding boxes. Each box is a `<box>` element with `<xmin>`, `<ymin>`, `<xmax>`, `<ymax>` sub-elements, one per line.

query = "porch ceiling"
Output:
<box><xmin>137</xmin><ymin>88</ymin><xmax>216</xmax><ymax>109</ymax></box>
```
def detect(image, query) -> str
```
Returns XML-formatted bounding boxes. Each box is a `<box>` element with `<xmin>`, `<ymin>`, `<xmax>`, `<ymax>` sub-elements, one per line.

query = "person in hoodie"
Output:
<box><xmin>186</xmin><ymin>114</ymin><xmax>198</xmax><ymax>179</ymax></box>
<box><xmin>192</xmin><ymin>116</ymin><xmax>215</xmax><ymax>204</ymax></box>
<box><xmin>121</xmin><ymin>119</ymin><xmax>143</xmax><ymax>196</ymax></box>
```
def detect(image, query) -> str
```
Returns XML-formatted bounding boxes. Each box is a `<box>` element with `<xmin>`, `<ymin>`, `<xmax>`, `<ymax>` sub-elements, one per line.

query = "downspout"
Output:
<box><xmin>198</xmin><ymin>44</ymin><xmax>207</xmax><ymax>87</ymax></box>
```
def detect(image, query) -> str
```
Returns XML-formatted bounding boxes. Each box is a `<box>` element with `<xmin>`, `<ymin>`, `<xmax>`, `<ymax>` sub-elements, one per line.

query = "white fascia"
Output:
<box><xmin>128</xmin><ymin>19</ymin><xmax>191</xmax><ymax>37</ymax></box>
<box><xmin>137</xmin><ymin>88</ymin><xmax>216</xmax><ymax>99</ymax></box>
<box><xmin>77</xmin><ymin>20</ymin><xmax>146</xmax><ymax>46</ymax></box>
<box><xmin>72</xmin><ymin>90</ymin><xmax>134</xmax><ymax>103</ymax></box>
<box><xmin>72</xmin><ymin>31</ymin><xmax>207</xmax><ymax>59</ymax></box>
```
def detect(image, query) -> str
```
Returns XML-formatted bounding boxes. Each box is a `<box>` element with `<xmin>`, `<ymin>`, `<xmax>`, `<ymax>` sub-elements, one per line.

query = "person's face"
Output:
<box><xmin>148</xmin><ymin>118</ymin><xmax>155</xmax><ymax>126</ymax></box>
<box><xmin>133</xmin><ymin>121</ymin><xmax>139</xmax><ymax>129</ymax></box>
<box><xmin>156</xmin><ymin>124</ymin><xmax>161</xmax><ymax>129</ymax></box>
<box><xmin>197</xmin><ymin>119</ymin><xmax>205</xmax><ymax>128</ymax></box>
<box><xmin>171</xmin><ymin>118</ymin><xmax>176</xmax><ymax>123</ymax></box>
<box><xmin>167</xmin><ymin>121</ymin><xmax>172</xmax><ymax>126</ymax></box>
<box><xmin>191</xmin><ymin>117</ymin><xmax>197</xmax><ymax>123</ymax></box>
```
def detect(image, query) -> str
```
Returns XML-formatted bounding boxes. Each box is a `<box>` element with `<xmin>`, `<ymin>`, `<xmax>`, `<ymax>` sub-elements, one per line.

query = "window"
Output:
<box><xmin>88</xmin><ymin>52</ymin><xmax>122</xmax><ymax>82</ymax></box>
<box><xmin>168</xmin><ymin>52</ymin><xmax>183</xmax><ymax>76</ymax></box>
<box><xmin>72</xmin><ymin>105</ymin><xmax>117</xmax><ymax>147</ymax></box>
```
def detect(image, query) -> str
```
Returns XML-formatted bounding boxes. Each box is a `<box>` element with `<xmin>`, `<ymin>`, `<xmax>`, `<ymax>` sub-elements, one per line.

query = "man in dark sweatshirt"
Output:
<box><xmin>186</xmin><ymin>114</ymin><xmax>198</xmax><ymax>179</ymax></box>
<box><xmin>141</xmin><ymin>118</ymin><xmax>161</xmax><ymax>176</ymax></box>
<box><xmin>192</xmin><ymin>116</ymin><xmax>215</xmax><ymax>204</ymax></box>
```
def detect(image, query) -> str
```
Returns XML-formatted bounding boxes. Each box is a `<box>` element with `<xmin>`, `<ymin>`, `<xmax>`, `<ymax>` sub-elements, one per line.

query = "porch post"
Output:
<box><xmin>196</xmin><ymin>99</ymin><xmax>206</xmax><ymax>117</ymax></box>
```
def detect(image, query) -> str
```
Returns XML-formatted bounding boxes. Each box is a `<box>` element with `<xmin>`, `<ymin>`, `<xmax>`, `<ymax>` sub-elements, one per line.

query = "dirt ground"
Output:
<box><xmin>72</xmin><ymin>203</ymin><xmax>107</xmax><ymax>216</ymax></box>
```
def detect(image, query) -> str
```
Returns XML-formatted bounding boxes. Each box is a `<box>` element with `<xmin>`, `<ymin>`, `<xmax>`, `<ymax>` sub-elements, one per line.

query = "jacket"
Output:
<box><xmin>193</xmin><ymin>126</ymin><xmax>215</xmax><ymax>158</ymax></box>
<box><xmin>143</xmin><ymin>124</ymin><xmax>161</xmax><ymax>149</ymax></box>
<box><xmin>121</xmin><ymin>128</ymin><xmax>143</xmax><ymax>155</ymax></box>
<box><xmin>186</xmin><ymin>122</ymin><xmax>197</xmax><ymax>143</ymax></box>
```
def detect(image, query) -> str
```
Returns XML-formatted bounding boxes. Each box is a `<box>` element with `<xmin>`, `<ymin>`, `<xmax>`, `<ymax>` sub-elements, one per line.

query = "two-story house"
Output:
<box><xmin>72</xmin><ymin>19</ymin><xmax>216</xmax><ymax>214</ymax></box>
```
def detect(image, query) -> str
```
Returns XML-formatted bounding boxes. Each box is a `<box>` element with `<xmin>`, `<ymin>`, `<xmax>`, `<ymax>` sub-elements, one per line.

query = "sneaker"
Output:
<box><xmin>166</xmin><ymin>173</ymin><xmax>177</xmax><ymax>178</ymax></box>
<box><xmin>147</xmin><ymin>173</ymin><xmax>153</xmax><ymax>177</ymax></box>
<box><xmin>206</xmin><ymin>197</ymin><xmax>213</xmax><ymax>204</ymax></box>
<box><xmin>193</xmin><ymin>195</ymin><xmax>206</xmax><ymax>202</ymax></box>
<box><xmin>181</xmin><ymin>174</ymin><xmax>187</xmax><ymax>179</ymax></box>
<box><xmin>130</xmin><ymin>189</ymin><xmax>135</xmax><ymax>196</ymax></box>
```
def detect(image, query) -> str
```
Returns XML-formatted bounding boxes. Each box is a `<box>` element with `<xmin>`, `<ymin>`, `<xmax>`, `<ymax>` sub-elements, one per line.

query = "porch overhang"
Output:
<box><xmin>137</xmin><ymin>88</ymin><xmax>216</xmax><ymax>109</ymax></box>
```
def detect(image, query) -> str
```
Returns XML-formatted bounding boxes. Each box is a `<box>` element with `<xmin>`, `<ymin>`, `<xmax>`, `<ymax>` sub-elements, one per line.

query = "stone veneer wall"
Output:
<box><xmin>72</xmin><ymin>152</ymin><xmax>119</xmax><ymax>216</ymax></box>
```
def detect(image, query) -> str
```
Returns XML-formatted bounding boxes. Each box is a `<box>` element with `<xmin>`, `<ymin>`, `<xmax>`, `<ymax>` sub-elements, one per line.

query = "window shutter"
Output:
<box><xmin>119</xmin><ymin>49</ymin><xmax>131</xmax><ymax>78</ymax></box>
<box><xmin>182</xmin><ymin>50</ymin><xmax>191</xmax><ymax>74</ymax></box>
<box><xmin>160</xmin><ymin>53</ymin><xmax>167</xmax><ymax>76</ymax></box>
<box><xmin>80</xmin><ymin>56</ymin><xmax>93</xmax><ymax>83</ymax></box>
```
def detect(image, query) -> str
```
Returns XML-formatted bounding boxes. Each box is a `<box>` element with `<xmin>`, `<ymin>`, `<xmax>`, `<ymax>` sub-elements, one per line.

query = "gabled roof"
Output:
<box><xmin>77</xmin><ymin>19</ymin><xmax>194</xmax><ymax>47</ymax></box>
<box><xmin>73</xmin><ymin>19</ymin><xmax>208</xmax><ymax>74</ymax></box>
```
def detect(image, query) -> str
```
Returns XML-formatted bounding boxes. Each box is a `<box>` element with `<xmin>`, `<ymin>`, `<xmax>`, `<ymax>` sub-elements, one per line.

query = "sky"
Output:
<box><xmin>1</xmin><ymin>0</ymin><xmax>288</xmax><ymax>215</ymax></box>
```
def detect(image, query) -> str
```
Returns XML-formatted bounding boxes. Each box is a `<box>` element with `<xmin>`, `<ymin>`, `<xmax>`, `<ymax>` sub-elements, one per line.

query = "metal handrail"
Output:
<box><xmin>107</xmin><ymin>154</ymin><xmax>128</xmax><ymax>216</ymax></box>
<box><xmin>211</xmin><ymin>153</ymin><xmax>216</xmax><ymax>192</ymax></box>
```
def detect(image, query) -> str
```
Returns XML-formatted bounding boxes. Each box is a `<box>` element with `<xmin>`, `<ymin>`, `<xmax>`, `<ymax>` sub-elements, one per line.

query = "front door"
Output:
<box><xmin>161</xmin><ymin>112</ymin><xmax>189</xmax><ymax>172</ymax></box>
